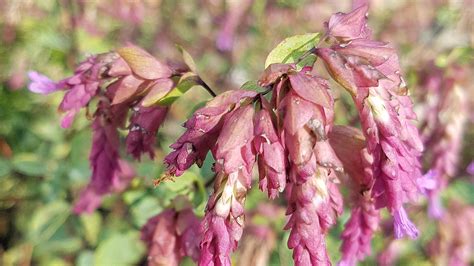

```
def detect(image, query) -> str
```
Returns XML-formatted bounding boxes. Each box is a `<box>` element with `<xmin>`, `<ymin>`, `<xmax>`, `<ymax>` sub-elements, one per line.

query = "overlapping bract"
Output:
<box><xmin>253</xmin><ymin>98</ymin><xmax>286</xmax><ymax>199</ymax></box>
<box><xmin>260</xmin><ymin>66</ymin><xmax>344</xmax><ymax>265</ymax></box>
<box><xmin>126</xmin><ymin>105</ymin><xmax>168</xmax><ymax>160</ymax></box>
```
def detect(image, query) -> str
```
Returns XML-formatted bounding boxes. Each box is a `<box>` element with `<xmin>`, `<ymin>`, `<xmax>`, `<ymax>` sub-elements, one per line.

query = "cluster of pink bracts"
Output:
<box><xmin>28</xmin><ymin>4</ymin><xmax>428</xmax><ymax>266</ymax></box>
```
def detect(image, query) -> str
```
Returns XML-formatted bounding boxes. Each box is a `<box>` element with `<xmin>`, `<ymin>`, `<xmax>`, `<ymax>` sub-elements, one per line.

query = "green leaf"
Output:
<box><xmin>241</xmin><ymin>80</ymin><xmax>266</xmax><ymax>92</ymax></box>
<box><xmin>0</xmin><ymin>158</ymin><xmax>11</xmax><ymax>177</ymax></box>
<box><xmin>155</xmin><ymin>72</ymin><xmax>200</xmax><ymax>106</ymax></box>
<box><xmin>34</xmin><ymin>237</ymin><xmax>82</xmax><ymax>257</ymax></box>
<box><xmin>163</xmin><ymin>171</ymin><xmax>196</xmax><ymax>192</ymax></box>
<box><xmin>265</xmin><ymin>33</ymin><xmax>320</xmax><ymax>68</ymax></box>
<box><xmin>296</xmin><ymin>53</ymin><xmax>317</xmax><ymax>70</ymax></box>
<box><xmin>443</xmin><ymin>179</ymin><xmax>474</xmax><ymax>204</ymax></box>
<box><xmin>94</xmin><ymin>232</ymin><xmax>145</xmax><ymax>265</ymax></box>
<box><xmin>130</xmin><ymin>196</ymin><xmax>161</xmax><ymax>227</ymax></box>
<box><xmin>177</xmin><ymin>45</ymin><xmax>198</xmax><ymax>73</ymax></box>
<box><xmin>28</xmin><ymin>201</ymin><xmax>70</xmax><ymax>243</ymax></box>
<box><xmin>12</xmin><ymin>153</ymin><xmax>48</xmax><ymax>176</ymax></box>
<box><xmin>80</xmin><ymin>212</ymin><xmax>102</xmax><ymax>246</ymax></box>
<box><xmin>76</xmin><ymin>251</ymin><xmax>94</xmax><ymax>266</ymax></box>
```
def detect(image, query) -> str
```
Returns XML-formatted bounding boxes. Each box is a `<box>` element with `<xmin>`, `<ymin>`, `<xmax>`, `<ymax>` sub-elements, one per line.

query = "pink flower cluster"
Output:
<box><xmin>141</xmin><ymin>206</ymin><xmax>201</xmax><ymax>266</ymax></box>
<box><xmin>29</xmin><ymin>46</ymin><xmax>176</xmax><ymax>213</ymax></box>
<box><xmin>418</xmin><ymin>63</ymin><xmax>469</xmax><ymax>218</ymax></box>
<box><xmin>28</xmin><ymin>3</ymin><xmax>426</xmax><ymax>266</ymax></box>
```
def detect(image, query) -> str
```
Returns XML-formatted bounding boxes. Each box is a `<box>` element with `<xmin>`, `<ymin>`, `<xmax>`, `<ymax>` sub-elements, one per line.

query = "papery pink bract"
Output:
<box><xmin>259</xmin><ymin>67</ymin><xmax>343</xmax><ymax>265</ymax></box>
<box><xmin>253</xmin><ymin>99</ymin><xmax>286</xmax><ymax>198</ymax></box>
<box><xmin>326</xmin><ymin>4</ymin><xmax>371</xmax><ymax>42</ymax></box>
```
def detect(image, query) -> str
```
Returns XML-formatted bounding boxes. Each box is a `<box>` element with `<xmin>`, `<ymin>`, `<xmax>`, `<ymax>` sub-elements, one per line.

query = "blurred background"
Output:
<box><xmin>0</xmin><ymin>0</ymin><xmax>472</xmax><ymax>265</ymax></box>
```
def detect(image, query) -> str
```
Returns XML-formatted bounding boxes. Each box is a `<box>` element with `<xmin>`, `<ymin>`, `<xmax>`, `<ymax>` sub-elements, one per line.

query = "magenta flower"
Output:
<box><xmin>164</xmin><ymin>90</ymin><xmax>257</xmax><ymax>177</ymax></box>
<box><xmin>27</xmin><ymin>71</ymin><xmax>63</xmax><ymax>94</ymax></box>
<box><xmin>200</xmin><ymin>104</ymin><xmax>256</xmax><ymax>266</ymax></box>
<box><xmin>58</xmin><ymin>55</ymin><xmax>107</xmax><ymax>128</ymax></box>
<box><xmin>126</xmin><ymin>105</ymin><xmax>168</xmax><ymax>160</ymax></box>
<box><xmin>141</xmin><ymin>207</ymin><xmax>200</xmax><ymax>266</ymax></box>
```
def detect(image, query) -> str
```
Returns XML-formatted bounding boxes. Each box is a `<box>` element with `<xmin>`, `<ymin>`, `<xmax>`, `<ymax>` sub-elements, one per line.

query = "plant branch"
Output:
<box><xmin>198</xmin><ymin>78</ymin><xmax>217</xmax><ymax>97</ymax></box>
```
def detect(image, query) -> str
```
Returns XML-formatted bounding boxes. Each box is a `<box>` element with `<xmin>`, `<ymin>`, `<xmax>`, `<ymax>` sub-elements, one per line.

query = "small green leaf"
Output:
<box><xmin>443</xmin><ymin>179</ymin><xmax>474</xmax><ymax>204</ymax></box>
<box><xmin>296</xmin><ymin>53</ymin><xmax>317</xmax><ymax>70</ymax></box>
<box><xmin>76</xmin><ymin>251</ymin><xmax>94</xmax><ymax>266</ymax></box>
<box><xmin>0</xmin><ymin>159</ymin><xmax>11</xmax><ymax>177</ymax></box>
<box><xmin>94</xmin><ymin>232</ymin><xmax>145</xmax><ymax>265</ymax></box>
<box><xmin>28</xmin><ymin>201</ymin><xmax>70</xmax><ymax>243</ymax></box>
<box><xmin>130</xmin><ymin>196</ymin><xmax>161</xmax><ymax>227</ymax></box>
<box><xmin>163</xmin><ymin>171</ymin><xmax>196</xmax><ymax>192</ymax></box>
<box><xmin>12</xmin><ymin>153</ymin><xmax>48</xmax><ymax>176</ymax></box>
<box><xmin>177</xmin><ymin>45</ymin><xmax>198</xmax><ymax>73</ymax></box>
<box><xmin>80</xmin><ymin>212</ymin><xmax>102</xmax><ymax>246</ymax></box>
<box><xmin>241</xmin><ymin>80</ymin><xmax>266</xmax><ymax>92</ymax></box>
<box><xmin>155</xmin><ymin>72</ymin><xmax>200</xmax><ymax>106</ymax></box>
<box><xmin>265</xmin><ymin>33</ymin><xmax>320</xmax><ymax>68</ymax></box>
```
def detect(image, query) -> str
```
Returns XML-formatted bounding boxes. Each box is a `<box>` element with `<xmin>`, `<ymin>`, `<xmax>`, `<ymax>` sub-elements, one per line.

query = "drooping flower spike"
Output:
<box><xmin>329</xmin><ymin>126</ymin><xmax>380</xmax><ymax>266</ymax></box>
<box><xmin>258</xmin><ymin>64</ymin><xmax>344</xmax><ymax>265</ymax></box>
<box><xmin>28</xmin><ymin>46</ymin><xmax>183</xmax><ymax>213</ymax></box>
<box><xmin>417</xmin><ymin>63</ymin><xmax>469</xmax><ymax>218</ymax></box>
<box><xmin>316</xmin><ymin>3</ymin><xmax>423</xmax><ymax>239</ymax></box>
<box><xmin>199</xmin><ymin>95</ymin><xmax>257</xmax><ymax>266</ymax></box>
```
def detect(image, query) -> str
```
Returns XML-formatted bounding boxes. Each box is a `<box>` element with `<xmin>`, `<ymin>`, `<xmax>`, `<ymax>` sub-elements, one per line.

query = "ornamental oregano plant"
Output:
<box><xmin>28</xmin><ymin>4</ymin><xmax>428</xmax><ymax>266</ymax></box>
